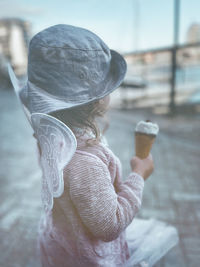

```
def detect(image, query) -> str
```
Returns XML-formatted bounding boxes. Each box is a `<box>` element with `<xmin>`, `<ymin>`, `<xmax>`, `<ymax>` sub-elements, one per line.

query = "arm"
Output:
<box><xmin>69</xmin><ymin>154</ymin><xmax>144</xmax><ymax>242</ymax></box>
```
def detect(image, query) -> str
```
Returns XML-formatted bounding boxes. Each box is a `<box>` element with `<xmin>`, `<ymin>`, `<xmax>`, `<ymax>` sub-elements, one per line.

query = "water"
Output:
<box><xmin>149</xmin><ymin>65</ymin><xmax>200</xmax><ymax>103</ymax></box>
<box><xmin>176</xmin><ymin>65</ymin><xmax>200</xmax><ymax>85</ymax></box>
<box><xmin>188</xmin><ymin>89</ymin><xmax>200</xmax><ymax>103</ymax></box>
<box><xmin>151</xmin><ymin>65</ymin><xmax>200</xmax><ymax>85</ymax></box>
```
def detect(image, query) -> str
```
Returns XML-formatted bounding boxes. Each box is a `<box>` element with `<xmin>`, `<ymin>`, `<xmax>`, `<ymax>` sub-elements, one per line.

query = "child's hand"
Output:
<box><xmin>130</xmin><ymin>154</ymin><xmax>154</xmax><ymax>180</ymax></box>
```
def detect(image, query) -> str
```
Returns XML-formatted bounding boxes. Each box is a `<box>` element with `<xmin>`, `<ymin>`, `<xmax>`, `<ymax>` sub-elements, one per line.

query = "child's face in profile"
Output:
<box><xmin>101</xmin><ymin>95</ymin><xmax>110</xmax><ymax>110</ymax></box>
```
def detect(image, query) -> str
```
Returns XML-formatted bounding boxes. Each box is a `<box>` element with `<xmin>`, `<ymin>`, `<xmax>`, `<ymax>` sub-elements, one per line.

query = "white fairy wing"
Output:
<box><xmin>7</xmin><ymin>64</ymin><xmax>32</xmax><ymax>125</ymax></box>
<box><xmin>31</xmin><ymin>113</ymin><xmax>77</xmax><ymax>211</ymax></box>
<box><xmin>8</xmin><ymin>64</ymin><xmax>78</xmax><ymax>212</ymax></box>
<box><xmin>125</xmin><ymin>218</ymin><xmax>179</xmax><ymax>267</ymax></box>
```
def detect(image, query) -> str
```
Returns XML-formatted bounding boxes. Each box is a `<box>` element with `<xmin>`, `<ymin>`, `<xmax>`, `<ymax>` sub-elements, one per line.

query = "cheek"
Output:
<box><xmin>105</xmin><ymin>95</ymin><xmax>110</xmax><ymax>106</ymax></box>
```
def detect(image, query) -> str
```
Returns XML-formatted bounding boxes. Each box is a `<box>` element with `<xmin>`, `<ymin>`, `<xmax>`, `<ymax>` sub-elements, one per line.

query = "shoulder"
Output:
<box><xmin>77</xmin><ymin>141</ymin><xmax>116</xmax><ymax>166</ymax></box>
<box><xmin>64</xmin><ymin>145</ymin><xmax>111</xmax><ymax>187</ymax></box>
<box><xmin>89</xmin><ymin>141</ymin><xmax>120</xmax><ymax>165</ymax></box>
<box><xmin>63</xmin><ymin>141</ymin><xmax>122</xmax><ymax>188</ymax></box>
<box><xmin>66</xmin><ymin>141</ymin><xmax>118</xmax><ymax>171</ymax></box>
<box><xmin>74</xmin><ymin>149</ymin><xmax>105</xmax><ymax>167</ymax></box>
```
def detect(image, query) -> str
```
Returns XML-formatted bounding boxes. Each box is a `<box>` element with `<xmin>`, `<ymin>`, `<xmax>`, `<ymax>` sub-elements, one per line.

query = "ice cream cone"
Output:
<box><xmin>135</xmin><ymin>132</ymin><xmax>156</xmax><ymax>159</ymax></box>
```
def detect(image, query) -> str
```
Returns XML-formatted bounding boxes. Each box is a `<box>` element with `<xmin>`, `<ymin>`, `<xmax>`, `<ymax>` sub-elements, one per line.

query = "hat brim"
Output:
<box><xmin>95</xmin><ymin>49</ymin><xmax>127</xmax><ymax>99</ymax></box>
<box><xmin>7</xmin><ymin>64</ymin><xmax>32</xmax><ymax>125</ymax></box>
<box><xmin>8</xmin><ymin>49</ymin><xmax>127</xmax><ymax>114</ymax></box>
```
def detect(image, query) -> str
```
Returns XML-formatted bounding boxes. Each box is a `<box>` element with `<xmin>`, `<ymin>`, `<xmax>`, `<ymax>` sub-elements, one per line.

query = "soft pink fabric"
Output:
<box><xmin>38</xmin><ymin>132</ymin><xmax>145</xmax><ymax>267</ymax></box>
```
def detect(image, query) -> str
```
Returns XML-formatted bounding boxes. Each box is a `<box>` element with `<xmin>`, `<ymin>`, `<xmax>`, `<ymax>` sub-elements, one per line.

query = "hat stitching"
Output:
<box><xmin>32</xmin><ymin>43</ymin><xmax>104</xmax><ymax>52</ymax></box>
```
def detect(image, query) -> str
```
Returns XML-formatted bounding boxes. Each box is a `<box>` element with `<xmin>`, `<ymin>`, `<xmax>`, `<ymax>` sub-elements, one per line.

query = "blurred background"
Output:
<box><xmin>0</xmin><ymin>0</ymin><xmax>200</xmax><ymax>266</ymax></box>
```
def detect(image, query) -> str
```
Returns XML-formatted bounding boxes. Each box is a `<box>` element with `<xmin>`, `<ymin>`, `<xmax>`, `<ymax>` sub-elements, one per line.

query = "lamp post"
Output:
<box><xmin>133</xmin><ymin>0</ymin><xmax>140</xmax><ymax>51</ymax></box>
<box><xmin>170</xmin><ymin>0</ymin><xmax>180</xmax><ymax>114</ymax></box>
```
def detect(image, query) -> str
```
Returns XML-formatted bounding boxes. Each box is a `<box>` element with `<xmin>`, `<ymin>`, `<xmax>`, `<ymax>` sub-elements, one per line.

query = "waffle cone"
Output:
<box><xmin>135</xmin><ymin>132</ymin><xmax>156</xmax><ymax>159</ymax></box>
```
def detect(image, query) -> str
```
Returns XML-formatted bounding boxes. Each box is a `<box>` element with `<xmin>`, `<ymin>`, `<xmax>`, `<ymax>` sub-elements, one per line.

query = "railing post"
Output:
<box><xmin>170</xmin><ymin>47</ymin><xmax>177</xmax><ymax>114</ymax></box>
<box><xmin>169</xmin><ymin>0</ymin><xmax>180</xmax><ymax>115</ymax></box>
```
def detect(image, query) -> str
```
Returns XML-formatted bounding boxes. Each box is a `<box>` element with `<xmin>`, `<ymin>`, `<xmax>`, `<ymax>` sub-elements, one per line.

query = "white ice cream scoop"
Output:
<box><xmin>135</xmin><ymin>120</ymin><xmax>159</xmax><ymax>136</ymax></box>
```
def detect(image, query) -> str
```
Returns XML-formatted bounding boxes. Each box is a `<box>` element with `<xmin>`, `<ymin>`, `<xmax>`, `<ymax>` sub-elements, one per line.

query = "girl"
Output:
<box><xmin>9</xmin><ymin>24</ymin><xmax>178</xmax><ymax>267</ymax></box>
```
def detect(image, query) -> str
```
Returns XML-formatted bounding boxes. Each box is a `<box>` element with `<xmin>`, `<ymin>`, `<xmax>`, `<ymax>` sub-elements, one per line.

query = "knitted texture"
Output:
<box><xmin>38</xmin><ymin>131</ymin><xmax>145</xmax><ymax>267</ymax></box>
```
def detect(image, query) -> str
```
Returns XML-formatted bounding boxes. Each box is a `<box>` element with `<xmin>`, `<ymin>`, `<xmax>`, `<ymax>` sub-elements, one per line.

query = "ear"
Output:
<box><xmin>99</xmin><ymin>98</ymin><xmax>105</xmax><ymax>105</ymax></box>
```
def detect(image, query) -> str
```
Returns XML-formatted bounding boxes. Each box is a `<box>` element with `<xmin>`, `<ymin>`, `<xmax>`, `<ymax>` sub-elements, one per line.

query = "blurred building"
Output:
<box><xmin>177</xmin><ymin>23</ymin><xmax>200</xmax><ymax>65</ymax></box>
<box><xmin>0</xmin><ymin>18</ymin><xmax>31</xmax><ymax>76</ymax></box>
<box><xmin>186</xmin><ymin>23</ymin><xmax>200</xmax><ymax>44</ymax></box>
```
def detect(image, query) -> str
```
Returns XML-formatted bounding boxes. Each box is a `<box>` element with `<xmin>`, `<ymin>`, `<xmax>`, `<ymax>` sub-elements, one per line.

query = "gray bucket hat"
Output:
<box><xmin>11</xmin><ymin>24</ymin><xmax>127</xmax><ymax>114</ymax></box>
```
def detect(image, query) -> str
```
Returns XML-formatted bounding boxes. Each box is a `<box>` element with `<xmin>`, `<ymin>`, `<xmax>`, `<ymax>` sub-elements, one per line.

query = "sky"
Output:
<box><xmin>0</xmin><ymin>0</ymin><xmax>199</xmax><ymax>53</ymax></box>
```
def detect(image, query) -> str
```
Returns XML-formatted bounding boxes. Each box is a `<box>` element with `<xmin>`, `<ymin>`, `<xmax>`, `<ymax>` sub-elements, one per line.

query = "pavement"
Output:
<box><xmin>0</xmin><ymin>88</ymin><xmax>200</xmax><ymax>267</ymax></box>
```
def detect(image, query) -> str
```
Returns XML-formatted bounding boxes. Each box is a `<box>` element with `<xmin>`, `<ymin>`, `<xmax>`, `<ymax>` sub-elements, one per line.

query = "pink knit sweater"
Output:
<box><xmin>38</xmin><ymin>130</ymin><xmax>145</xmax><ymax>267</ymax></box>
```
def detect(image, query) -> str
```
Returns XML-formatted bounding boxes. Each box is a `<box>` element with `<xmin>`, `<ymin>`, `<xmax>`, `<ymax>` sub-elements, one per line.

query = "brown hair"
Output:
<box><xmin>49</xmin><ymin>99</ymin><xmax>109</xmax><ymax>147</ymax></box>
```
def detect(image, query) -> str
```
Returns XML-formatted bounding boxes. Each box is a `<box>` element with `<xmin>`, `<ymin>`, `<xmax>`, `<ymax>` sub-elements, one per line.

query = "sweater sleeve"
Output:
<box><xmin>69</xmin><ymin>154</ymin><xmax>144</xmax><ymax>242</ymax></box>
